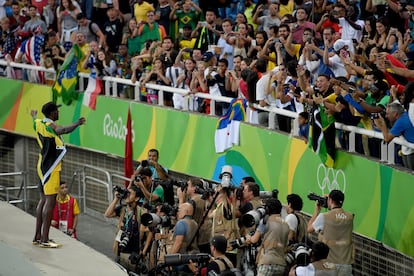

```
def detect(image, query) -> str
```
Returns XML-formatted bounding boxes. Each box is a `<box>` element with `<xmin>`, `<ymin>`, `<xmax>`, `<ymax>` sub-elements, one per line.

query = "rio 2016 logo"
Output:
<box><xmin>103</xmin><ymin>114</ymin><xmax>135</xmax><ymax>142</ymax></box>
<box><xmin>316</xmin><ymin>163</ymin><xmax>346</xmax><ymax>195</ymax></box>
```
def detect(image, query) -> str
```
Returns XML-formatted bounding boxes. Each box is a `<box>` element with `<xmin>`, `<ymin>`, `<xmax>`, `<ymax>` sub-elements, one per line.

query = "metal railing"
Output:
<box><xmin>1</xmin><ymin>59</ymin><xmax>414</xmax><ymax>170</ymax></box>
<box><xmin>0</xmin><ymin>171</ymin><xmax>37</xmax><ymax>211</ymax></box>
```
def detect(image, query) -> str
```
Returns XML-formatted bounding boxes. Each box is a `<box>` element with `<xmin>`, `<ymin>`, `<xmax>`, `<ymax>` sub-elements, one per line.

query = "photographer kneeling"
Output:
<box><xmin>104</xmin><ymin>185</ymin><xmax>145</xmax><ymax>273</ymax></box>
<box><xmin>206</xmin><ymin>235</ymin><xmax>235</xmax><ymax>275</ymax></box>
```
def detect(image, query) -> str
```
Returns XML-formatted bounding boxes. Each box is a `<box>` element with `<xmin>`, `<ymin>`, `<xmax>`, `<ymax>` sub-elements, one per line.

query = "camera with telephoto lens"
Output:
<box><xmin>118</xmin><ymin>231</ymin><xmax>130</xmax><ymax>251</ymax></box>
<box><xmin>163</xmin><ymin>253</ymin><xmax>211</xmax><ymax>266</ymax></box>
<box><xmin>285</xmin><ymin>244</ymin><xmax>311</xmax><ymax>267</ymax></box>
<box><xmin>240</xmin><ymin>205</ymin><xmax>268</xmax><ymax>227</ymax></box>
<box><xmin>230</xmin><ymin>236</ymin><xmax>247</xmax><ymax>249</ymax></box>
<box><xmin>141</xmin><ymin>212</ymin><xmax>171</xmax><ymax>228</ymax></box>
<box><xmin>113</xmin><ymin>186</ymin><xmax>129</xmax><ymax>199</ymax></box>
<box><xmin>307</xmin><ymin>193</ymin><xmax>328</xmax><ymax>208</ymax></box>
<box><xmin>259</xmin><ymin>189</ymin><xmax>279</xmax><ymax>199</ymax></box>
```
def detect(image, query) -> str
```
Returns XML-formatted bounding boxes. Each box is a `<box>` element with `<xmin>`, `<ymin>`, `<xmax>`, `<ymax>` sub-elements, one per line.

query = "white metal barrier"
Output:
<box><xmin>0</xmin><ymin>171</ymin><xmax>38</xmax><ymax>211</ymax></box>
<box><xmin>1</xmin><ymin>59</ymin><xmax>414</xmax><ymax>170</ymax></box>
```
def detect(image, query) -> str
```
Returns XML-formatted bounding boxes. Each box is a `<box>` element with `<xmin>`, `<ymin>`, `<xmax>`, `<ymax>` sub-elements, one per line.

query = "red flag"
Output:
<box><xmin>124</xmin><ymin>107</ymin><xmax>133</xmax><ymax>187</ymax></box>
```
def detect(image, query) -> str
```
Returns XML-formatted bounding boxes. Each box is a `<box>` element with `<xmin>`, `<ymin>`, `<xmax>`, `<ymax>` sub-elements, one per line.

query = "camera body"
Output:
<box><xmin>230</xmin><ymin>236</ymin><xmax>247</xmax><ymax>249</ymax></box>
<box><xmin>307</xmin><ymin>192</ymin><xmax>328</xmax><ymax>208</ymax></box>
<box><xmin>113</xmin><ymin>186</ymin><xmax>129</xmax><ymax>199</ymax></box>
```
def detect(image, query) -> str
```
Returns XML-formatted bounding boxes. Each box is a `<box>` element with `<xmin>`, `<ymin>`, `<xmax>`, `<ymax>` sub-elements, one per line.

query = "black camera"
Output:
<box><xmin>235</xmin><ymin>185</ymin><xmax>244</xmax><ymax>200</ymax></box>
<box><xmin>370</xmin><ymin>110</ymin><xmax>385</xmax><ymax>120</ymax></box>
<box><xmin>160</xmin><ymin>202</ymin><xmax>178</xmax><ymax>217</ymax></box>
<box><xmin>141</xmin><ymin>160</ymin><xmax>149</xmax><ymax>167</ymax></box>
<box><xmin>163</xmin><ymin>253</ymin><xmax>211</xmax><ymax>266</ymax></box>
<box><xmin>259</xmin><ymin>189</ymin><xmax>279</xmax><ymax>199</ymax></box>
<box><xmin>118</xmin><ymin>231</ymin><xmax>130</xmax><ymax>251</ymax></box>
<box><xmin>113</xmin><ymin>186</ymin><xmax>129</xmax><ymax>199</ymax></box>
<box><xmin>307</xmin><ymin>192</ymin><xmax>328</xmax><ymax>208</ymax></box>
<box><xmin>230</xmin><ymin>236</ymin><xmax>248</xmax><ymax>249</ymax></box>
<box><xmin>173</xmin><ymin>180</ymin><xmax>188</xmax><ymax>191</ymax></box>
<box><xmin>240</xmin><ymin>205</ymin><xmax>268</xmax><ymax>227</ymax></box>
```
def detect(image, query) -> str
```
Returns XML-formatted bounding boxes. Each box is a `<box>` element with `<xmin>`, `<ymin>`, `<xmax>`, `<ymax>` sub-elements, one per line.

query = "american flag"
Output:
<box><xmin>22</xmin><ymin>34</ymin><xmax>45</xmax><ymax>84</ymax></box>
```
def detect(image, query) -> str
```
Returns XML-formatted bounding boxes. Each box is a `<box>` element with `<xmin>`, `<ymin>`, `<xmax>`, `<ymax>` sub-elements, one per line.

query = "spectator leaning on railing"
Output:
<box><xmin>374</xmin><ymin>102</ymin><xmax>414</xmax><ymax>170</ymax></box>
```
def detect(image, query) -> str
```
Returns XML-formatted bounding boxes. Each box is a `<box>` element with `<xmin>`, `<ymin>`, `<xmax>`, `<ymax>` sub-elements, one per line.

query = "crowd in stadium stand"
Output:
<box><xmin>1</xmin><ymin>0</ymin><xmax>414</xmax><ymax>169</ymax></box>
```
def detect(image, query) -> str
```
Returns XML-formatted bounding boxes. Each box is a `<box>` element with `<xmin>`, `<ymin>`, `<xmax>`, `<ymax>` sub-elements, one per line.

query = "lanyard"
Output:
<box><xmin>57</xmin><ymin>195</ymin><xmax>70</xmax><ymax>221</ymax></box>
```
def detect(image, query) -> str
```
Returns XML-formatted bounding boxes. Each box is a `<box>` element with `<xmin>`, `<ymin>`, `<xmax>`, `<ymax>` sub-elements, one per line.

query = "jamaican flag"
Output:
<box><xmin>309</xmin><ymin>104</ymin><xmax>336</xmax><ymax>168</ymax></box>
<box><xmin>34</xmin><ymin>119</ymin><xmax>67</xmax><ymax>185</ymax></box>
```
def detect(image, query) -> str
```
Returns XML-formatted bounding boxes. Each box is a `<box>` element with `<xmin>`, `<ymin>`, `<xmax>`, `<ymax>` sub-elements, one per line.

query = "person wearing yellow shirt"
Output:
<box><xmin>51</xmin><ymin>181</ymin><xmax>80</xmax><ymax>239</ymax></box>
<box><xmin>133</xmin><ymin>0</ymin><xmax>154</xmax><ymax>23</ymax></box>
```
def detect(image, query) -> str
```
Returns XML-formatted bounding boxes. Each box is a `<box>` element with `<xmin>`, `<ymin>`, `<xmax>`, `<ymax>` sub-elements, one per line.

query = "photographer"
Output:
<box><xmin>206</xmin><ymin>235</ymin><xmax>235</xmax><ymax>275</ymax></box>
<box><xmin>177</xmin><ymin>178</ymin><xmax>212</xmax><ymax>254</ymax></box>
<box><xmin>288</xmin><ymin>242</ymin><xmax>336</xmax><ymax>276</ymax></box>
<box><xmin>246</xmin><ymin>198</ymin><xmax>289</xmax><ymax>276</ymax></box>
<box><xmin>235</xmin><ymin>181</ymin><xmax>261</xmax><ymax>275</ymax></box>
<box><xmin>132</xmin><ymin>148</ymin><xmax>169</xmax><ymax>180</ymax></box>
<box><xmin>134</xmin><ymin>167</ymin><xmax>165</xmax><ymax>205</ymax></box>
<box><xmin>104</xmin><ymin>185</ymin><xmax>145</xmax><ymax>273</ymax></box>
<box><xmin>308</xmin><ymin>190</ymin><xmax>354</xmax><ymax>276</ymax></box>
<box><xmin>169</xmin><ymin>202</ymin><xmax>199</xmax><ymax>274</ymax></box>
<box><xmin>209</xmin><ymin>166</ymin><xmax>240</xmax><ymax>267</ymax></box>
<box><xmin>285</xmin><ymin>193</ymin><xmax>307</xmax><ymax>245</ymax></box>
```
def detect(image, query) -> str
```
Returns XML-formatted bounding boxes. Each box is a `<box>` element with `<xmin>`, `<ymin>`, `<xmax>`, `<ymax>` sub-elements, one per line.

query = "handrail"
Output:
<box><xmin>0</xmin><ymin>171</ymin><xmax>37</xmax><ymax>211</ymax></box>
<box><xmin>2</xmin><ymin>59</ymin><xmax>414</xmax><ymax>169</ymax></box>
<box><xmin>81</xmin><ymin>165</ymin><xmax>112</xmax><ymax>212</ymax></box>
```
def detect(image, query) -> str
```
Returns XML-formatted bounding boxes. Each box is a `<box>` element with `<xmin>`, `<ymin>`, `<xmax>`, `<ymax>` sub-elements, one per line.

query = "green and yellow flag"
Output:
<box><xmin>52</xmin><ymin>44</ymin><xmax>83</xmax><ymax>105</ymax></box>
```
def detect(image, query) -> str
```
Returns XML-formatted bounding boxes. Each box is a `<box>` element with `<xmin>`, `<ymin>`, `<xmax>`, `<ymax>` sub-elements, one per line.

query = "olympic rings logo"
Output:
<box><xmin>316</xmin><ymin>163</ymin><xmax>346</xmax><ymax>194</ymax></box>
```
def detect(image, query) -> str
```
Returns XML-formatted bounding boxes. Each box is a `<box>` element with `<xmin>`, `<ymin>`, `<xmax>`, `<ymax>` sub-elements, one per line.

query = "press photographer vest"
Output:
<box><xmin>319</xmin><ymin>208</ymin><xmax>354</xmax><ymax>264</ymax></box>
<box><xmin>257</xmin><ymin>215</ymin><xmax>289</xmax><ymax>266</ymax></box>
<box><xmin>179</xmin><ymin>217</ymin><xmax>199</xmax><ymax>254</ymax></box>
<box><xmin>212</xmin><ymin>201</ymin><xmax>239</xmax><ymax>251</ymax></box>
<box><xmin>192</xmin><ymin>195</ymin><xmax>212</xmax><ymax>246</ymax></box>
<box><xmin>312</xmin><ymin>259</ymin><xmax>337</xmax><ymax>275</ymax></box>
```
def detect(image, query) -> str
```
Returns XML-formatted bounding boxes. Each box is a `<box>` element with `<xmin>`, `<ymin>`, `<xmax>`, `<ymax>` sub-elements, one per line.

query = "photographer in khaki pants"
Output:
<box><xmin>104</xmin><ymin>185</ymin><xmax>145</xmax><ymax>273</ymax></box>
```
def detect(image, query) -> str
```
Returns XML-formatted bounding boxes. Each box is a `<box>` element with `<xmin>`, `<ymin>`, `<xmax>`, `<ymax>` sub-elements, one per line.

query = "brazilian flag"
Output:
<box><xmin>309</xmin><ymin>104</ymin><xmax>336</xmax><ymax>168</ymax></box>
<box><xmin>52</xmin><ymin>44</ymin><xmax>83</xmax><ymax>105</ymax></box>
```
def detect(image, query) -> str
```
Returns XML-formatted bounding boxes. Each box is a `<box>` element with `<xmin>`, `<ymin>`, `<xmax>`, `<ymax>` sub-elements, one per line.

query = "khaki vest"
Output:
<box><xmin>257</xmin><ymin>215</ymin><xmax>289</xmax><ymax>266</ymax></box>
<box><xmin>179</xmin><ymin>217</ymin><xmax>199</xmax><ymax>254</ymax></box>
<box><xmin>192</xmin><ymin>195</ymin><xmax>212</xmax><ymax>245</ymax></box>
<box><xmin>212</xmin><ymin>201</ymin><xmax>240</xmax><ymax>247</ymax></box>
<box><xmin>215</xmin><ymin>255</ymin><xmax>235</xmax><ymax>272</ymax></box>
<box><xmin>312</xmin><ymin>259</ymin><xmax>337</xmax><ymax>276</ymax></box>
<box><xmin>319</xmin><ymin>208</ymin><xmax>354</xmax><ymax>264</ymax></box>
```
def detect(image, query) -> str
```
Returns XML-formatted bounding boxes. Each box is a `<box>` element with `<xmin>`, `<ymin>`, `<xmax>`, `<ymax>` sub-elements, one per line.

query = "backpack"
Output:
<box><xmin>154</xmin><ymin>178</ymin><xmax>175</xmax><ymax>206</ymax></box>
<box><xmin>294</xmin><ymin>213</ymin><xmax>309</xmax><ymax>244</ymax></box>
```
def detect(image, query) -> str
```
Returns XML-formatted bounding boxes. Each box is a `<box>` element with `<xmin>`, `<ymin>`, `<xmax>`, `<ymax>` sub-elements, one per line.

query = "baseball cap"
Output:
<box><xmin>210</xmin><ymin>235</ymin><xmax>227</xmax><ymax>253</ymax></box>
<box><xmin>41</xmin><ymin>102</ymin><xmax>61</xmax><ymax>116</ymax></box>
<box><xmin>202</xmin><ymin>51</ymin><xmax>215</xmax><ymax>62</ymax></box>
<box><xmin>372</xmin><ymin>80</ymin><xmax>389</xmax><ymax>92</ymax></box>
<box><xmin>329</xmin><ymin>190</ymin><xmax>344</xmax><ymax>205</ymax></box>
<box><xmin>333</xmin><ymin>39</ymin><xmax>350</xmax><ymax>52</ymax></box>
